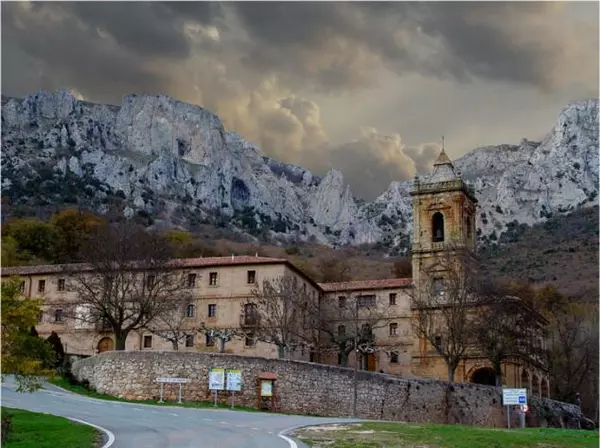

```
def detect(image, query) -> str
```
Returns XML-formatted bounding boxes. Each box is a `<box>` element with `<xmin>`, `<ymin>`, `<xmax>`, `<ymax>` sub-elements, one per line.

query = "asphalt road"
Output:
<box><xmin>1</xmin><ymin>376</ymin><xmax>356</xmax><ymax>448</ymax></box>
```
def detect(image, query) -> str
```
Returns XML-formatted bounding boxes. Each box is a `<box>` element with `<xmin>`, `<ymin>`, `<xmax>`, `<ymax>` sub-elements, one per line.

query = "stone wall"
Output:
<box><xmin>72</xmin><ymin>351</ymin><xmax>591</xmax><ymax>429</ymax></box>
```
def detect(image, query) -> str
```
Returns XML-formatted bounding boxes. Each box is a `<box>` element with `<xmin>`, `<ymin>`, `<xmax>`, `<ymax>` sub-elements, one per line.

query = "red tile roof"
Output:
<box><xmin>1</xmin><ymin>256</ymin><xmax>287</xmax><ymax>277</ymax></box>
<box><xmin>318</xmin><ymin>278</ymin><xmax>413</xmax><ymax>292</ymax></box>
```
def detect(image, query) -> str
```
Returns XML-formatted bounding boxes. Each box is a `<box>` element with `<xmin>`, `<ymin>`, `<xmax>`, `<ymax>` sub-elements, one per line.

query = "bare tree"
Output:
<box><xmin>471</xmin><ymin>279</ymin><xmax>548</xmax><ymax>386</ymax></box>
<box><xmin>145</xmin><ymin>296</ymin><xmax>195</xmax><ymax>351</ymax></box>
<box><xmin>64</xmin><ymin>221</ymin><xmax>189</xmax><ymax>350</ymax></box>
<box><xmin>409</xmin><ymin>247</ymin><xmax>478</xmax><ymax>382</ymax></box>
<box><xmin>198</xmin><ymin>323</ymin><xmax>240</xmax><ymax>353</ymax></box>
<box><xmin>243</xmin><ymin>275</ymin><xmax>315</xmax><ymax>359</ymax></box>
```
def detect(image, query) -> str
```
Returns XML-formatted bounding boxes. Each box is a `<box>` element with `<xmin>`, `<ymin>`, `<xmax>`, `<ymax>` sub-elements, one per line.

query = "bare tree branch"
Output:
<box><xmin>145</xmin><ymin>296</ymin><xmax>195</xmax><ymax>351</ymax></box>
<box><xmin>198</xmin><ymin>323</ymin><xmax>241</xmax><ymax>353</ymax></box>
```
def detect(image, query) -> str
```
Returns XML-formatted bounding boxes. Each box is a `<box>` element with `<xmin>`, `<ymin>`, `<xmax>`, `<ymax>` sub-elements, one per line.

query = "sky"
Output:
<box><xmin>2</xmin><ymin>1</ymin><xmax>598</xmax><ymax>200</ymax></box>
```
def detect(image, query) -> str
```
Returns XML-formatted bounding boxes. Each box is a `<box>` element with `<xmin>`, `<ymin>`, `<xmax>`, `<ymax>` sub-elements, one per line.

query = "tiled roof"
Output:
<box><xmin>1</xmin><ymin>256</ymin><xmax>287</xmax><ymax>277</ymax></box>
<box><xmin>318</xmin><ymin>278</ymin><xmax>413</xmax><ymax>292</ymax></box>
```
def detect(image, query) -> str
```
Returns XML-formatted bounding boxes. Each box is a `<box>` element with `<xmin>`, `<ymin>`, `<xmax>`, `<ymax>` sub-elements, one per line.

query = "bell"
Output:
<box><xmin>435</xmin><ymin>228</ymin><xmax>443</xmax><ymax>238</ymax></box>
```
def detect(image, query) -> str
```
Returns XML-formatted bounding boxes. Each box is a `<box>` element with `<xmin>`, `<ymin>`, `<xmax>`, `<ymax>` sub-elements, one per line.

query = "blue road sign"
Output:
<box><xmin>518</xmin><ymin>396</ymin><xmax>526</xmax><ymax>404</ymax></box>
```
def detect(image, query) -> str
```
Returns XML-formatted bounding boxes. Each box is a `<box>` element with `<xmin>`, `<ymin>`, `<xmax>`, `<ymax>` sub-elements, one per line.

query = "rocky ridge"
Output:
<box><xmin>1</xmin><ymin>91</ymin><xmax>598</xmax><ymax>253</ymax></box>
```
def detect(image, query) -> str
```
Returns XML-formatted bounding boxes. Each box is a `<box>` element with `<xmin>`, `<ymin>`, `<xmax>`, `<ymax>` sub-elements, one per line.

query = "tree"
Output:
<box><xmin>1</xmin><ymin>278</ymin><xmax>55</xmax><ymax>392</ymax></box>
<box><xmin>409</xmin><ymin>248</ymin><xmax>478</xmax><ymax>382</ymax></box>
<box><xmin>64</xmin><ymin>221</ymin><xmax>189</xmax><ymax>350</ymax></box>
<box><xmin>320</xmin><ymin>257</ymin><xmax>352</xmax><ymax>283</ymax></box>
<box><xmin>198</xmin><ymin>324</ymin><xmax>240</xmax><ymax>353</ymax></box>
<box><xmin>392</xmin><ymin>258</ymin><xmax>412</xmax><ymax>278</ymax></box>
<box><xmin>1</xmin><ymin>218</ymin><xmax>58</xmax><ymax>263</ymax></box>
<box><xmin>145</xmin><ymin>296</ymin><xmax>195</xmax><ymax>351</ymax></box>
<box><xmin>471</xmin><ymin>280</ymin><xmax>547</xmax><ymax>386</ymax></box>
<box><xmin>243</xmin><ymin>275</ymin><xmax>315</xmax><ymax>359</ymax></box>
<box><xmin>537</xmin><ymin>286</ymin><xmax>599</xmax><ymax>420</ymax></box>
<box><xmin>317</xmin><ymin>293</ymin><xmax>393</xmax><ymax>368</ymax></box>
<box><xmin>50</xmin><ymin>208</ymin><xmax>104</xmax><ymax>263</ymax></box>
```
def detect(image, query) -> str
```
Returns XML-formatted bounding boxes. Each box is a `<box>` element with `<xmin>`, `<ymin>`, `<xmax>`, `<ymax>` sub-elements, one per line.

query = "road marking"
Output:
<box><xmin>203</xmin><ymin>418</ymin><xmax>213</xmax><ymax>422</ymax></box>
<box><xmin>220</xmin><ymin>421</ymin><xmax>227</xmax><ymax>424</ymax></box>
<box><xmin>251</xmin><ymin>427</ymin><xmax>259</xmax><ymax>431</ymax></box>
<box><xmin>278</xmin><ymin>433</ymin><xmax>297</xmax><ymax>448</ymax></box>
<box><xmin>68</xmin><ymin>417</ymin><xmax>115</xmax><ymax>448</ymax></box>
<box><xmin>169</xmin><ymin>413</ymin><xmax>179</xmax><ymax>417</ymax></box>
<box><xmin>133</xmin><ymin>408</ymin><xmax>141</xmax><ymax>412</ymax></box>
<box><xmin>268</xmin><ymin>432</ymin><xmax>274</xmax><ymax>434</ymax></box>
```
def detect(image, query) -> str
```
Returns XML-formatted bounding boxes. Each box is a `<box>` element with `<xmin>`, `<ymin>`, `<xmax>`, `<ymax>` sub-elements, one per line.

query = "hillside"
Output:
<box><xmin>1</xmin><ymin>90</ymin><xmax>598</xmax><ymax>255</ymax></box>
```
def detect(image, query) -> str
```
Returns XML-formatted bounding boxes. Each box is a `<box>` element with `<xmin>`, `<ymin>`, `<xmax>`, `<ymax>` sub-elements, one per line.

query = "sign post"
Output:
<box><xmin>209</xmin><ymin>368</ymin><xmax>225</xmax><ymax>407</ymax></box>
<box><xmin>155</xmin><ymin>378</ymin><xmax>190</xmax><ymax>404</ymax></box>
<box><xmin>226</xmin><ymin>369</ymin><xmax>242</xmax><ymax>408</ymax></box>
<box><xmin>502</xmin><ymin>388</ymin><xmax>528</xmax><ymax>429</ymax></box>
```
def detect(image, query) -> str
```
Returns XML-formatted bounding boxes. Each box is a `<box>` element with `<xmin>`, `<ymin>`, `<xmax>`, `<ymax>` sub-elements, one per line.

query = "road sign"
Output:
<box><xmin>209</xmin><ymin>368</ymin><xmax>225</xmax><ymax>390</ymax></box>
<box><xmin>156</xmin><ymin>378</ymin><xmax>189</xmax><ymax>383</ymax></box>
<box><xmin>502</xmin><ymin>388</ymin><xmax>527</xmax><ymax>406</ymax></box>
<box><xmin>226</xmin><ymin>369</ymin><xmax>242</xmax><ymax>392</ymax></box>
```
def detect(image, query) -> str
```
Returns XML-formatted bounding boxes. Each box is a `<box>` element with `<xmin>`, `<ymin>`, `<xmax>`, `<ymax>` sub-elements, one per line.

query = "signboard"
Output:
<box><xmin>226</xmin><ymin>369</ymin><xmax>242</xmax><ymax>392</ymax></box>
<box><xmin>209</xmin><ymin>368</ymin><xmax>225</xmax><ymax>390</ymax></box>
<box><xmin>156</xmin><ymin>378</ymin><xmax>189</xmax><ymax>384</ymax></box>
<box><xmin>260</xmin><ymin>380</ymin><xmax>273</xmax><ymax>397</ymax></box>
<box><xmin>502</xmin><ymin>388</ymin><xmax>527</xmax><ymax>406</ymax></box>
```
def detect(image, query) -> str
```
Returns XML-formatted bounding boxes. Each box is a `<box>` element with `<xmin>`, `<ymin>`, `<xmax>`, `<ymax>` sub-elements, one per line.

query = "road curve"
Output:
<box><xmin>1</xmin><ymin>377</ymin><xmax>356</xmax><ymax>448</ymax></box>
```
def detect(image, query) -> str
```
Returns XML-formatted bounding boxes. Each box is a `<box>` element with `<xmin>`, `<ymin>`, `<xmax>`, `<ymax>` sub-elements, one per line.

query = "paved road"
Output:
<box><xmin>1</xmin><ymin>377</ymin><xmax>356</xmax><ymax>448</ymax></box>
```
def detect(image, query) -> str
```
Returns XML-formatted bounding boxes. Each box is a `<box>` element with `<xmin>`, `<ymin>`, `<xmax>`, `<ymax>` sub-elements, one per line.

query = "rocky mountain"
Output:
<box><xmin>1</xmin><ymin>91</ymin><xmax>598</xmax><ymax>254</ymax></box>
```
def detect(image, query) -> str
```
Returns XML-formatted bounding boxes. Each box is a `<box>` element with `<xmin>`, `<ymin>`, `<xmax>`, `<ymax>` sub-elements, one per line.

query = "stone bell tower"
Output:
<box><xmin>409</xmin><ymin>145</ymin><xmax>477</xmax><ymax>289</ymax></box>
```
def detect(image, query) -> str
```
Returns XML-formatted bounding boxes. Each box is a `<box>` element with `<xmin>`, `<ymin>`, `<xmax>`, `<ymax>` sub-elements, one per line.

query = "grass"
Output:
<box><xmin>293</xmin><ymin>422</ymin><xmax>600</xmax><ymax>448</ymax></box>
<box><xmin>48</xmin><ymin>376</ymin><xmax>261</xmax><ymax>413</ymax></box>
<box><xmin>1</xmin><ymin>407</ymin><xmax>100</xmax><ymax>448</ymax></box>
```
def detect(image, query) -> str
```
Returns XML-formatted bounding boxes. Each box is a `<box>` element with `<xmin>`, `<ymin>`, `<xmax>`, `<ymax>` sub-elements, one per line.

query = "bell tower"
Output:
<box><xmin>410</xmin><ymin>146</ymin><xmax>477</xmax><ymax>288</ymax></box>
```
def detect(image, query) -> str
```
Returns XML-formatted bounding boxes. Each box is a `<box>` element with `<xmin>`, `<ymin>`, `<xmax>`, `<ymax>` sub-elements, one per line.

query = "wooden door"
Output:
<box><xmin>97</xmin><ymin>337</ymin><xmax>114</xmax><ymax>353</ymax></box>
<box><xmin>366</xmin><ymin>353</ymin><xmax>377</xmax><ymax>371</ymax></box>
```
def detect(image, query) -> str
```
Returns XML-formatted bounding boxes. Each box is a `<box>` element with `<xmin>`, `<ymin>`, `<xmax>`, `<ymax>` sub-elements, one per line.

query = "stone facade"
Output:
<box><xmin>71</xmin><ymin>351</ymin><xmax>589</xmax><ymax>429</ymax></box>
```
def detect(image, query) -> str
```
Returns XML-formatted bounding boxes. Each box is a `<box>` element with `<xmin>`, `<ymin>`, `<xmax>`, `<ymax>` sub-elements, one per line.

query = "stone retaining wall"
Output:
<box><xmin>72</xmin><ymin>351</ymin><xmax>591</xmax><ymax>429</ymax></box>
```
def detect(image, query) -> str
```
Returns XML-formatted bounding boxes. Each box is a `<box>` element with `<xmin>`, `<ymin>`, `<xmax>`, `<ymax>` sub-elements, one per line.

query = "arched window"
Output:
<box><xmin>186</xmin><ymin>304</ymin><xmax>195</xmax><ymax>318</ymax></box>
<box><xmin>432</xmin><ymin>212</ymin><xmax>445</xmax><ymax>242</ymax></box>
<box><xmin>466</xmin><ymin>216</ymin><xmax>472</xmax><ymax>238</ymax></box>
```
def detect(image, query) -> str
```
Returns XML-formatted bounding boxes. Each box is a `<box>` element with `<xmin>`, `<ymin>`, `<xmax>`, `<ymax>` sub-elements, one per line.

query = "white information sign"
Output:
<box><xmin>226</xmin><ymin>369</ymin><xmax>242</xmax><ymax>392</ymax></box>
<box><xmin>502</xmin><ymin>388</ymin><xmax>527</xmax><ymax>406</ymax></box>
<box><xmin>209</xmin><ymin>368</ymin><xmax>225</xmax><ymax>390</ymax></box>
<box><xmin>156</xmin><ymin>377</ymin><xmax>189</xmax><ymax>384</ymax></box>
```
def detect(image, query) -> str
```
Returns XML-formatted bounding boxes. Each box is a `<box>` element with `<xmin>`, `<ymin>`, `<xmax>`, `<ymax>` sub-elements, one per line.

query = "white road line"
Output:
<box><xmin>251</xmin><ymin>427</ymin><xmax>259</xmax><ymax>431</ymax></box>
<box><xmin>220</xmin><ymin>421</ymin><xmax>227</xmax><ymax>424</ymax></box>
<box><xmin>169</xmin><ymin>413</ymin><xmax>179</xmax><ymax>417</ymax></box>
<box><xmin>69</xmin><ymin>417</ymin><xmax>115</xmax><ymax>448</ymax></box>
<box><xmin>203</xmin><ymin>418</ymin><xmax>213</xmax><ymax>422</ymax></box>
<box><xmin>277</xmin><ymin>433</ymin><xmax>298</xmax><ymax>448</ymax></box>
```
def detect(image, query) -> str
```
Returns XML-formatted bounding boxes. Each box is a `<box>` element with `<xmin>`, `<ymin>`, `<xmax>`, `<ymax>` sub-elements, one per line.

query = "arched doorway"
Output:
<box><xmin>521</xmin><ymin>369</ymin><xmax>530</xmax><ymax>392</ymax></box>
<box><xmin>470</xmin><ymin>367</ymin><xmax>497</xmax><ymax>386</ymax></box>
<box><xmin>532</xmin><ymin>374</ymin><xmax>541</xmax><ymax>396</ymax></box>
<box><xmin>97</xmin><ymin>337</ymin><xmax>114</xmax><ymax>353</ymax></box>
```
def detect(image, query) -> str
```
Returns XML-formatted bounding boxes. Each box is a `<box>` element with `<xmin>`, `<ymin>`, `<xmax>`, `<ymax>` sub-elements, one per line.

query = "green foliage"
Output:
<box><xmin>1</xmin><ymin>218</ymin><xmax>58</xmax><ymax>262</ymax></box>
<box><xmin>45</xmin><ymin>332</ymin><xmax>65</xmax><ymax>369</ymax></box>
<box><xmin>1</xmin><ymin>407</ymin><xmax>98</xmax><ymax>448</ymax></box>
<box><xmin>1</xmin><ymin>278</ymin><xmax>55</xmax><ymax>392</ymax></box>
<box><xmin>50</xmin><ymin>208</ymin><xmax>104</xmax><ymax>263</ymax></box>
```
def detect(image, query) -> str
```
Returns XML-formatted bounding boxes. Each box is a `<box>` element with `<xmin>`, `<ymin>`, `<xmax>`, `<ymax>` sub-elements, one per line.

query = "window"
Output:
<box><xmin>38</xmin><ymin>280</ymin><xmax>46</xmax><ymax>293</ymax></box>
<box><xmin>389</xmin><ymin>323</ymin><xmax>398</xmax><ymax>336</ymax></box>
<box><xmin>187</xmin><ymin>273</ymin><xmax>197</xmax><ymax>288</ymax></box>
<box><xmin>338</xmin><ymin>296</ymin><xmax>347</xmax><ymax>308</ymax></box>
<box><xmin>358</xmin><ymin>295</ymin><xmax>376</xmax><ymax>308</ymax></box>
<box><xmin>147</xmin><ymin>275</ymin><xmax>155</xmax><ymax>288</ymax></box>
<box><xmin>432</xmin><ymin>278</ymin><xmax>445</xmax><ymax>297</ymax></box>
<box><xmin>337</xmin><ymin>353</ymin><xmax>342</xmax><ymax>365</ymax></box>
<box><xmin>19</xmin><ymin>281</ymin><xmax>25</xmax><ymax>293</ymax></box>
<box><xmin>390</xmin><ymin>352</ymin><xmax>399</xmax><ymax>363</ymax></box>
<box><xmin>309</xmin><ymin>351</ymin><xmax>316</xmax><ymax>363</ymax></box>
<box><xmin>205</xmin><ymin>334</ymin><xmax>215</xmax><ymax>347</ymax></box>
<box><xmin>434</xmin><ymin>335</ymin><xmax>442</xmax><ymax>349</ymax></box>
<box><xmin>143</xmin><ymin>335</ymin><xmax>153</xmax><ymax>348</ymax></box>
<box><xmin>389</xmin><ymin>293</ymin><xmax>397</xmax><ymax>305</ymax></box>
<box><xmin>208</xmin><ymin>304</ymin><xmax>217</xmax><ymax>318</ymax></box>
<box><xmin>58</xmin><ymin>278</ymin><xmax>66</xmax><ymax>291</ymax></box>
<box><xmin>209</xmin><ymin>272</ymin><xmax>218</xmax><ymax>286</ymax></box>
<box><xmin>243</xmin><ymin>303</ymin><xmax>258</xmax><ymax>325</ymax></box>
<box><xmin>338</xmin><ymin>325</ymin><xmax>346</xmax><ymax>336</ymax></box>
<box><xmin>432</xmin><ymin>212</ymin><xmax>445</xmax><ymax>242</ymax></box>
<box><xmin>185</xmin><ymin>334</ymin><xmax>195</xmax><ymax>347</ymax></box>
<box><xmin>186</xmin><ymin>304</ymin><xmax>195</xmax><ymax>318</ymax></box>
<box><xmin>247</xmin><ymin>270</ymin><xmax>256</xmax><ymax>284</ymax></box>
<box><xmin>245</xmin><ymin>333</ymin><xmax>254</xmax><ymax>347</ymax></box>
<box><xmin>54</xmin><ymin>309</ymin><xmax>63</xmax><ymax>322</ymax></box>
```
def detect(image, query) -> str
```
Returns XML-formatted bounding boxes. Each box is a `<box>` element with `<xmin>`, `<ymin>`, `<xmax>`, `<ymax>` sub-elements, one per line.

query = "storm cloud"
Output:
<box><xmin>2</xmin><ymin>1</ymin><xmax>597</xmax><ymax>199</ymax></box>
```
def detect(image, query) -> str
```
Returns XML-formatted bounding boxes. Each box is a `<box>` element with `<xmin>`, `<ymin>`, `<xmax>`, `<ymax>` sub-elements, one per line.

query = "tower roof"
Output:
<box><xmin>426</xmin><ymin>148</ymin><xmax>459</xmax><ymax>183</ymax></box>
<box><xmin>433</xmin><ymin>148</ymin><xmax>453</xmax><ymax>166</ymax></box>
